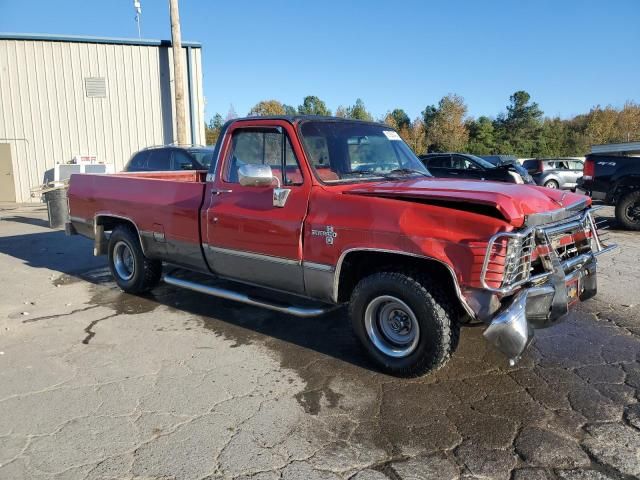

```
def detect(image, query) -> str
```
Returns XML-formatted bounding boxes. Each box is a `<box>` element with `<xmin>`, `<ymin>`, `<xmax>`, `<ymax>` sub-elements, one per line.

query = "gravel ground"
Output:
<box><xmin>0</xmin><ymin>203</ymin><xmax>638</xmax><ymax>480</ymax></box>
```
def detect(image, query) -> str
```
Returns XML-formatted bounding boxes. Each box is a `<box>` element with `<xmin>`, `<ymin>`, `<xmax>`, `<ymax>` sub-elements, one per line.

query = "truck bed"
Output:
<box><xmin>68</xmin><ymin>170</ymin><xmax>208</xmax><ymax>271</ymax></box>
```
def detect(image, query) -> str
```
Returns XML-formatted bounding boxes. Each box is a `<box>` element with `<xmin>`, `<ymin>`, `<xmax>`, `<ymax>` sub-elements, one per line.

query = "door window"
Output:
<box><xmin>146</xmin><ymin>149</ymin><xmax>171</xmax><ymax>170</ymax></box>
<box><xmin>172</xmin><ymin>150</ymin><xmax>198</xmax><ymax>170</ymax></box>
<box><xmin>224</xmin><ymin>129</ymin><xmax>303</xmax><ymax>185</ymax></box>
<box><xmin>452</xmin><ymin>155</ymin><xmax>481</xmax><ymax>170</ymax></box>
<box><xmin>569</xmin><ymin>161</ymin><xmax>584</xmax><ymax>170</ymax></box>
<box><xmin>427</xmin><ymin>156</ymin><xmax>453</xmax><ymax>168</ymax></box>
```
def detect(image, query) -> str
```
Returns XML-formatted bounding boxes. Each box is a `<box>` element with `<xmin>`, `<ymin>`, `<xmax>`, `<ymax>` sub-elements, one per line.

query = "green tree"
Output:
<box><xmin>281</xmin><ymin>104</ymin><xmax>297</xmax><ymax>115</ymax></box>
<box><xmin>205</xmin><ymin>113</ymin><xmax>224</xmax><ymax>146</ymax></box>
<box><xmin>495</xmin><ymin>91</ymin><xmax>543</xmax><ymax>157</ymax></box>
<box><xmin>536</xmin><ymin>117</ymin><xmax>570</xmax><ymax>157</ymax></box>
<box><xmin>248</xmin><ymin>100</ymin><xmax>286</xmax><ymax>116</ymax></box>
<box><xmin>298</xmin><ymin>95</ymin><xmax>331</xmax><ymax>116</ymax></box>
<box><xmin>336</xmin><ymin>99</ymin><xmax>373</xmax><ymax>121</ymax></box>
<box><xmin>466</xmin><ymin>116</ymin><xmax>496</xmax><ymax>155</ymax></box>
<box><xmin>421</xmin><ymin>105</ymin><xmax>437</xmax><ymax>127</ymax></box>
<box><xmin>423</xmin><ymin>94</ymin><xmax>469</xmax><ymax>152</ymax></box>
<box><xmin>384</xmin><ymin>109</ymin><xmax>411</xmax><ymax>131</ymax></box>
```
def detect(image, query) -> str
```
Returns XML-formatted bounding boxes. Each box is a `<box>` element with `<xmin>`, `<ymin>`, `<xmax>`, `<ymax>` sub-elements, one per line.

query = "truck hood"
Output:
<box><xmin>341</xmin><ymin>177</ymin><xmax>590</xmax><ymax>227</ymax></box>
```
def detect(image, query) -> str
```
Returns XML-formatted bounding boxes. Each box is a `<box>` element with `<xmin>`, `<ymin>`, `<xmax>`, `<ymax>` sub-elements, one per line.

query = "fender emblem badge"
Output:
<box><xmin>311</xmin><ymin>226</ymin><xmax>338</xmax><ymax>245</ymax></box>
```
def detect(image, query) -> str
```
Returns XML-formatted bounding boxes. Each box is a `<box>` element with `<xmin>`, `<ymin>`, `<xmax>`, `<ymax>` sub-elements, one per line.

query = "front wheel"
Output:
<box><xmin>615</xmin><ymin>190</ymin><xmax>640</xmax><ymax>231</ymax></box>
<box><xmin>108</xmin><ymin>225</ymin><xmax>162</xmax><ymax>293</ymax></box>
<box><xmin>349</xmin><ymin>272</ymin><xmax>459</xmax><ymax>377</ymax></box>
<box><xmin>544</xmin><ymin>180</ymin><xmax>559</xmax><ymax>189</ymax></box>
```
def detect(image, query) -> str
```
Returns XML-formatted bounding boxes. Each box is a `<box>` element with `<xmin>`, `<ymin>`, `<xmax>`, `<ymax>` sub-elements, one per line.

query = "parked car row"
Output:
<box><xmin>418</xmin><ymin>153</ymin><xmax>538</xmax><ymax>185</ymax></box>
<box><xmin>419</xmin><ymin>153</ymin><xmax>532</xmax><ymax>184</ymax></box>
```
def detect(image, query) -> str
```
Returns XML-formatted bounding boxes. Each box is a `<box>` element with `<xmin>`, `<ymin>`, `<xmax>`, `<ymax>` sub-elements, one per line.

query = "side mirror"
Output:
<box><xmin>238</xmin><ymin>164</ymin><xmax>274</xmax><ymax>187</ymax></box>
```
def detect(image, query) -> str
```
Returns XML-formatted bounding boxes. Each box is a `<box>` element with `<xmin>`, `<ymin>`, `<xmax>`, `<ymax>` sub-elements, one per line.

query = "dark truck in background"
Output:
<box><xmin>580</xmin><ymin>154</ymin><xmax>640</xmax><ymax>230</ymax></box>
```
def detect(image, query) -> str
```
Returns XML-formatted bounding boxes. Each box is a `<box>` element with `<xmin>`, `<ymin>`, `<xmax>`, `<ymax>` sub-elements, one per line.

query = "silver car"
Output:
<box><xmin>522</xmin><ymin>159</ymin><xmax>584</xmax><ymax>190</ymax></box>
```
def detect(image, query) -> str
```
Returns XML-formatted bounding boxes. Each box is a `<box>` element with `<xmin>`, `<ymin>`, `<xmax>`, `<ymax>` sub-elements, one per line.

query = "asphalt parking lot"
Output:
<box><xmin>0</xmin><ymin>203</ymin><xmax>638</xmax><ymax>480</ymax></box>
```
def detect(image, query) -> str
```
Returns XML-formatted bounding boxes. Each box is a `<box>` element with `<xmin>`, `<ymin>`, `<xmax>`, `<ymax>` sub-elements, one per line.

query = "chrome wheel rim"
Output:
<box><xmin>546</xmin><ymin>182</ymin><xmax>558</xmax><ymax>189</ymax></box>
<box><xmin>364</xmin><ymin>295</ymin><xmax>420</xmax><ymax>358</ymax></box>
<box><xmin>626</xmin><ymin>201</ymin><xmax>640</xmax><ymax>222</ymax></box>
<box><xmin>113</xmin><ymin>241</ymin><xmax>135</xmax><ymax>281</ymax></box>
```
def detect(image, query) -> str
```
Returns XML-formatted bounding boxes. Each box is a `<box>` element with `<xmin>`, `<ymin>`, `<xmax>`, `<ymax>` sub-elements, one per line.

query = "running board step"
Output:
<box><xmin>163</xmin><ymin>274</ymin><xmax>333</xmax><ymax>318</ymax></box>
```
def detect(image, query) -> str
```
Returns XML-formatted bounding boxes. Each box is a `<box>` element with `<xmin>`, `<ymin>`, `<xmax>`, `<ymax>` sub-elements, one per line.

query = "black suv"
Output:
<box><xmin>580</xmin><ymin>154</ymin><xmax>640</xmax><ymax>230</ymax></box>
<box><xmin>124</xmin><ymin>145</ymin><xmax>214</xmax><ymax>172</ymax></box>
<box><xmin>420</xmin><ymin>153</ymin><xmax>531</xmax><ymax>184</ymax></box>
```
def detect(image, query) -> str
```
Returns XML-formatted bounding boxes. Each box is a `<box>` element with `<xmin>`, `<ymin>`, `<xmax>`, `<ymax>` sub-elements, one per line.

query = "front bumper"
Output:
<box><xmin>483</xmin><ymin>254</ymin><xmax>598</xmax><ymax>365</ymax></box>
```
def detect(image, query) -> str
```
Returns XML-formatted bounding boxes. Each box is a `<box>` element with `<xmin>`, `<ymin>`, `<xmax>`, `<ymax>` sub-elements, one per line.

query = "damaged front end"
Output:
<box><xmin>470</xmin><ymin>207</ymin><xmax>614</xmax><ymax>365</ymax></box>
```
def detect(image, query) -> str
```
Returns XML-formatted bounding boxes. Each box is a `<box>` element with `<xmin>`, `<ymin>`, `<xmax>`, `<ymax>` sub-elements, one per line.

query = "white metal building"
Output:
<box><xmin>0</xmin><ymin>33</ymin><xmax>205</xmax><ymax>202</ymax></box>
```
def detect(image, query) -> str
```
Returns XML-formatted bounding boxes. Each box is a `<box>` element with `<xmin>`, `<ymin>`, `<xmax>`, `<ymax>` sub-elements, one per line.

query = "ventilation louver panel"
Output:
<box><xmin>85</xmin><ymin>77</ymin><xmax>106</xmax><ymax>98</ymax></box>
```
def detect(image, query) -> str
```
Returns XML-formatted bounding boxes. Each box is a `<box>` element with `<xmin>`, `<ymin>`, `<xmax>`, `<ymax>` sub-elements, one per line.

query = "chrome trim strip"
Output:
<box><xmin>303</xmin><ymin>261</ymin><xmax>334</xmax><ymax>272</ymax></box>
<box><xmin>332</xmin><ymin>248</ymin><xmax>476</xmax><ymax>319</ymax></box>
<box><xmin>205</xmin><ymin>244</ymin><xmax>301</xmax><ymax>266</ymax></box>
<box><xmin>69</xmin><ymin>215</ymin><xmax>90</xmax><ymax>225</ymax></box>
<box><xmin>163</xmin><ymin>274</ymin><xmax>333</xmax><ymax>318</ymax></box>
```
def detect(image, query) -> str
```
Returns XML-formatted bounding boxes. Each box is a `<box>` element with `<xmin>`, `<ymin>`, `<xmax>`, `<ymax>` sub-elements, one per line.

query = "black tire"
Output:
<box><xmin>108</xmin><ymin>225</ymin><xmax>162</xmax><ymax>293</ymax></box>
<box><xmin>615</xmin><ymin>190</ymin><xmax>640</xmax><ymax>231</ymax></box>
<box><xmin>544</xmin><ymin>180</ymin><xmax>559</xmax><ymax>189</ymax></box>
<box><xmin>349</xmin><ymin>271</ymin><xmax>459</xmax><ymax>377</ymax></box>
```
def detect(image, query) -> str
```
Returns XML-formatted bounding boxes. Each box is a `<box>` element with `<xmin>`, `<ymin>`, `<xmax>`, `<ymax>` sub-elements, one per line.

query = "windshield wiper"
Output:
<box><xmin>341</xmin><ymin>170</ymin><xmax>386</xmax><ymax>178</ymax></box>
<box><xmin>341</xmin><ymin>168</ymin><xmax>431</xmax><ymax>180</ymax></box>
<box><xmin>387</xmin><ymin>168</ymin><xmax>431</xmax><ymax>178</ymax></box>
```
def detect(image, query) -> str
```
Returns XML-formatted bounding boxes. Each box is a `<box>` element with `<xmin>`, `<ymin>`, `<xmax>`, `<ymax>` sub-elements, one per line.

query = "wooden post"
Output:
<box><xmin>169</xmin><ymin>0</ymin><xmax>188</xmax><ymax>145</ymax></box>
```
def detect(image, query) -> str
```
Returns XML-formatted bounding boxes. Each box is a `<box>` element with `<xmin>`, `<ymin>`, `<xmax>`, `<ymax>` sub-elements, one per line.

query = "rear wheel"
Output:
<box><xmin>349</xmin><ymin>271</ymin><xmax>459</xmax><ymax>377</ymax></box>
<box><xmin>615</xmin><ymin>190</ymin><xmax>640</xmax><ymax>231</ymax></box>
<box><xmin>108</xmin><ymin>225</ymin><xmax>162</xmax><ymax>293</ymax></box>
<box><xmin>544</xmin><ymin>180</ymin><xmax>559</xmax><ymax>189</ymax></box>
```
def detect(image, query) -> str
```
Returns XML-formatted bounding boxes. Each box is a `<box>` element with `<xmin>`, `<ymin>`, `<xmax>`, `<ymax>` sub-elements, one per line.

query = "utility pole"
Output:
<box><xmin>169</xmin><ymin>0</ymin><xmax>188</xmax><ymax>145</ymax></box>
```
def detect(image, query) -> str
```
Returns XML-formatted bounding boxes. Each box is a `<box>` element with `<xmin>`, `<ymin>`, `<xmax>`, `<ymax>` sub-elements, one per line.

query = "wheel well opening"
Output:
<box><xmin>96</xmin><ymin>215</ymin><xmax>137</xmax><ymax>233</ymax></box>
<box><xmin>337</xmin><ymin>251</ymin><xmax>463</xmax><ymax>310</ymax></box>
<box><xmin>94</xmin><ymin>216</ymin><xmax>140</xmax><ymax>256</ymax></box>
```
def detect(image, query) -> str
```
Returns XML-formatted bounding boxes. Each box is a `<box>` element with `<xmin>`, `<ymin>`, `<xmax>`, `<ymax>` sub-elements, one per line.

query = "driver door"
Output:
<box><xmin>202</xmin><ymin>121</ymin><xmax>310</xmax><ymax>294</ymax></box>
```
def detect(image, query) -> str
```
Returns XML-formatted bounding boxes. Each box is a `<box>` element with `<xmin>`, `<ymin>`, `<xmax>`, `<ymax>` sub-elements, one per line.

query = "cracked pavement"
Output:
<box><xmin>0</xmin><ymin>203</ymin><xmax>638</xmax><ymax>480</ymax></box>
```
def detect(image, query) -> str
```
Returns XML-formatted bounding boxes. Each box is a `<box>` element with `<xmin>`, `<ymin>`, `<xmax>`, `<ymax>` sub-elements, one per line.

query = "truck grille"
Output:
<box><xmin>480</xmin><ymin>209</ymin><xmax>611</xmax><ymax>294</ymax></box>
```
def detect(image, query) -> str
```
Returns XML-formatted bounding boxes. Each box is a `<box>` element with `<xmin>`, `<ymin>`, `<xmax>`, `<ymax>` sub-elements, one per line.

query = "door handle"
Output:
<box><xmin>211</xmin><ymin>189</ymin><xmax>233</xmax><ymax>195</ymax></box>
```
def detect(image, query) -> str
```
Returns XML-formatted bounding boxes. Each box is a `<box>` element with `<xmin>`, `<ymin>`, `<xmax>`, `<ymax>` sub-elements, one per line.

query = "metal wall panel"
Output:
<box><xmin>0</xmin><ymin>38</ymin><xmax>204</xmax><ymax>202</ymax></box>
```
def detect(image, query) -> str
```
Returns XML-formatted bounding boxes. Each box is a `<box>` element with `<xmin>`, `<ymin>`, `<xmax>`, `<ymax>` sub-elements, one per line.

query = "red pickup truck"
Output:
<box><xmin>67</xmin><ymin>116</ymin><xmax>613</xmax><ymax>376</ymax></box>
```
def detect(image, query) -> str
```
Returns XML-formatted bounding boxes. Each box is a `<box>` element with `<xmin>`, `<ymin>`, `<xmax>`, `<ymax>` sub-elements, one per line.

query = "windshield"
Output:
<box><xmin>465</xmin><ymin>154</ymin><xmax>498</xmax><ymax>169</ymax></box>
<box><xmin>189</xmin><ymin>149</ymin><xmax>214</xmax><ymax>168</ymax></box>
<box><xmin>299</xmin><ymin>121</ymin><xmax>430</xmax><ymax>183</ymax></box>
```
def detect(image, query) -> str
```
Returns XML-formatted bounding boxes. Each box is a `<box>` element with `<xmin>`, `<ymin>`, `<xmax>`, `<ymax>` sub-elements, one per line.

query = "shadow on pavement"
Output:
<box><xmin>1</xmin><ymin>215</ymin><xmax>51</xmax><ymax>228</ymax></box>
<box><xmin>0</xmin><ymin>229</ymin><xmax>373</xmax><ymax>372</ymax></box>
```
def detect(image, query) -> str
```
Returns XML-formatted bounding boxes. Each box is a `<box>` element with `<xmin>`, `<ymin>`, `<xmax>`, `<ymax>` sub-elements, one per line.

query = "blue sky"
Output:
<box><xmin>1</xmin><ymin>0</ymin><xmax>639</xmax><ymax>122</ymax></box>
